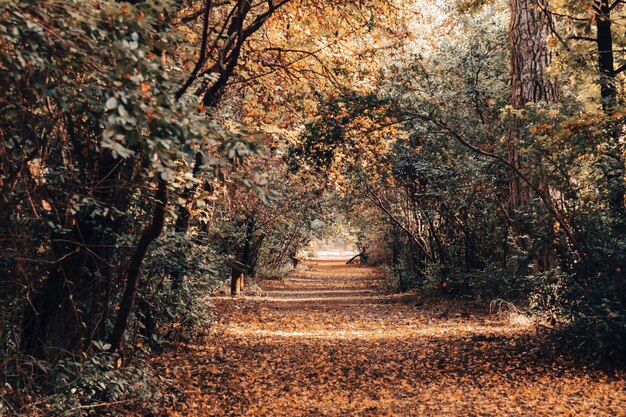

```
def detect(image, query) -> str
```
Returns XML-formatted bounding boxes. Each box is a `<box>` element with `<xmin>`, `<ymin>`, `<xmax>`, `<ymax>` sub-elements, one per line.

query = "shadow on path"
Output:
<box><xmin>163</xmin><ymin>260</ymin><xmax>626</xmax><ymax>416</ymax></box>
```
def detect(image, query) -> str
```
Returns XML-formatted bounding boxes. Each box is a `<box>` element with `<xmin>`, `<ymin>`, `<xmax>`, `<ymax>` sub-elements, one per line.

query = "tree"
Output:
<box><xmin>592</xmin><ymin>0</ymin><xmax>625</xmax><ymax>231</ymax></box>
<box><xmin>507</xmin><ymin>0</ymin><xmax>558</xmax><ymax>244</ymax></box>
<box><xmin>0</xmin><ymin>0</ymin><xmax>250</xmax><ymax>359</ymax></box>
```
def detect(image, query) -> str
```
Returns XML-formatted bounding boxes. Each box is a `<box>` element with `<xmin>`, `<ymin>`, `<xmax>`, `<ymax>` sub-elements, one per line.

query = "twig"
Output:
<box><xmin>61</xmin><ymin>400</ymin><xmax>130</xmax><ymax>416</ymax></box>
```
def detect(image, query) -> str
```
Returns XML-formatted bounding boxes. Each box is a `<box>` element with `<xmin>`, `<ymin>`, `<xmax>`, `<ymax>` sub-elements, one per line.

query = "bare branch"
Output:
<box><xmin>569</xmin><ymin>35</ymin><xmax>598</xmax><ymax>43</ymax></box>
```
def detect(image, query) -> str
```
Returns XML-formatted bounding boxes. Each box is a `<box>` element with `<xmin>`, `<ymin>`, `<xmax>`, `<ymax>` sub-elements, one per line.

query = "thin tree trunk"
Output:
<box><xmin>109</xmin><ymin>178</ymin><xmax>168</xmax><ymax>352</ymax></box>
<box><xmin>595</xmin><ymin>0</ymin><xmax>626</xmax><ymax>233</ymax></box>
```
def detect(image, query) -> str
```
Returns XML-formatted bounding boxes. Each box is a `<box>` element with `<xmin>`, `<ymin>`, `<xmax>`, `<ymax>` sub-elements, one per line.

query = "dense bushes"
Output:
<box><xmin>0</xmin><ymin>1</ymin><xmax>257</xmax><ymax>414</ymax></box>
<box><xmin>292</xmin><ymin>2</ymin><xmax>626</xmax><ymax>366</ymax></box>
<box><xmin>0</xmin><ymin>2</ymin><xmax>335</xmax><ymax>412</ymax></box>
<box><xmin>1</xmin><ymin>1</ymin><xmax>624</xmax><ymax>415</ymax></box>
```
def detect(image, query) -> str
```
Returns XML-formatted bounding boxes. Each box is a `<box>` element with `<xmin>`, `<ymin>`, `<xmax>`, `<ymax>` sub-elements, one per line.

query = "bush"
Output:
<box><xmin>2</xmin><ymin>343</ymin><xmax>169</xmax><ymax>417</ymax></box>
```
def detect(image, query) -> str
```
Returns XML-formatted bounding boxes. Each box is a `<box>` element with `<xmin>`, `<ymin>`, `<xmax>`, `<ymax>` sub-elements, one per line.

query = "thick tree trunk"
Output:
<box><xmin>509</xmin><ymin>0</ymin><xmax>557</xmax><ymax>108</ymax></box>
<box><xmin>508</xmin><ymin>0</ymin><xmax>558</xmax><ymax>206</ymax></box>
<box><xmin>231</xmin><ymin>271</ymin><xmax>244</xmax><ymax>296</ymax></box>
<box><xmin>508</xmin><ymin>0</ymin><xmax>558</xmax><ymax>255</ymax></box>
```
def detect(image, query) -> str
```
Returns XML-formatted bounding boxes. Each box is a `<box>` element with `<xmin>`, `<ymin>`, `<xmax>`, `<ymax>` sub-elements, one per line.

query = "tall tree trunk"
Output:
<box><xmin>508</xmin><ymin>0</ymin><xmax>558</xmax><ymax>253</ymax></box>
<box><xmin>596</xmin><ymin>0</ymin><xmax>617</xmax><ymax>114</ymax></box>
<box><xmin>509</xmin><ymin>0</ymin><xmax>557</xmax><ymax>107</ymax></box>
<box><xmin>109</xmin><ymin>178</ymin><xmax>168</xmax><ymax>352</ymax></box>
<box><xmin>508</xmin><ymin>0</ymin><xmax>557</xmax><ymax>206</ymax></box>
<box><xmin>595</xmin><ymin>0</ymin><xmax>626</xmax><ymax>233</ymax></box>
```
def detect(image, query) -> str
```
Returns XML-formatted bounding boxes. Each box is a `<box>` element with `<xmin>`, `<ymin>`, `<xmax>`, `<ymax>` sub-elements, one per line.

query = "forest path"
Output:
<box><xmin>163</xmin><ymin>260</ymin><xmax>625</xmax><ymax>416</ymax></box>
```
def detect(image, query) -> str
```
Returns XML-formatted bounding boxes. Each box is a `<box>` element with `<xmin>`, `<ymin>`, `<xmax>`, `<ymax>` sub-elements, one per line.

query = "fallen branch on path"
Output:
<box><xmin>346</xmin><ymin>252</ymin><xmax>365</xmax><ymax>264</ymax></box>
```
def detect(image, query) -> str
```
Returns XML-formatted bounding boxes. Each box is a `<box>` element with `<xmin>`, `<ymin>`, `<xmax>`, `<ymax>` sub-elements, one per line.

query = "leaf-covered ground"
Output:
<box><xmin>162</xmin><ymin>260</ymin><xmax>626</xmax><ymax>416</ymax></box>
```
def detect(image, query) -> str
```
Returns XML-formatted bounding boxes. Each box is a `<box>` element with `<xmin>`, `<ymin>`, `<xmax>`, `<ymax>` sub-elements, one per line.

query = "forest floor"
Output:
<box><xmin>161</xmin><ymin>260</ymin><xmax>626</xmax><ymax>416</ymax></box>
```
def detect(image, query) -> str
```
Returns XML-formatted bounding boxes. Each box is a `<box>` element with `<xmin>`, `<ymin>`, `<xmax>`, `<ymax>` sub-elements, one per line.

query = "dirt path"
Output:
<box><xmin>164</xmin><ymin>260</ymin><xmax>625</xmax><ymax>416</ymax></box>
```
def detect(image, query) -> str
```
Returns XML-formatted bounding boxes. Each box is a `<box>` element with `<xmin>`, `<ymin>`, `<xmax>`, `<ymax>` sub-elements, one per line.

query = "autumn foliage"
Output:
<box><xmin>0</xmin><ymin>0</ymin><xmax>625</xmax><ymax>415</ymax></box>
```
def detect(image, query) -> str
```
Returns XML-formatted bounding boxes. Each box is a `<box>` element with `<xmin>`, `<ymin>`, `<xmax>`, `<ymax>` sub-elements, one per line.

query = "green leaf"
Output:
<box><xmin>105</xmin><ymin>97</ymin><xmax>118</xmax><ymax>109</ymax></box>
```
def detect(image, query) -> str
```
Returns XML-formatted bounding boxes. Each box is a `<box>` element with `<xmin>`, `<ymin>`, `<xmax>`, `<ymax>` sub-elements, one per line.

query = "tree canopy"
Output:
<box><xmin>0</xmin><ymin>0</ymin><xmax>625</xmax><ymax>415</ymax></box>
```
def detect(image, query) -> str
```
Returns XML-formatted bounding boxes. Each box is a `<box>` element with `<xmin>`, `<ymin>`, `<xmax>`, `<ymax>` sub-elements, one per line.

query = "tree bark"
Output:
<box><xmin>508</xmin><ymin>0</ymin><xmax>558</xmax><ymax>260</ymax></box>
<box><xmin>109</xmin><ymin>177</ymin><xmax>168</xmax><ymax>352</ymax></box>
<box><xmin>595</xmin><ymin>0</ymin><xmax>626</xmax><ymax>233</ymax></box>
<box><xmin>508</xmin><ymin>0</ymin><xmax>557</xmax><ymax>210</ymax></box>
<box><xmin>596</xmin><ymin>0</ymin><xmax>617</xmax><ymax>113</ymax></box>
